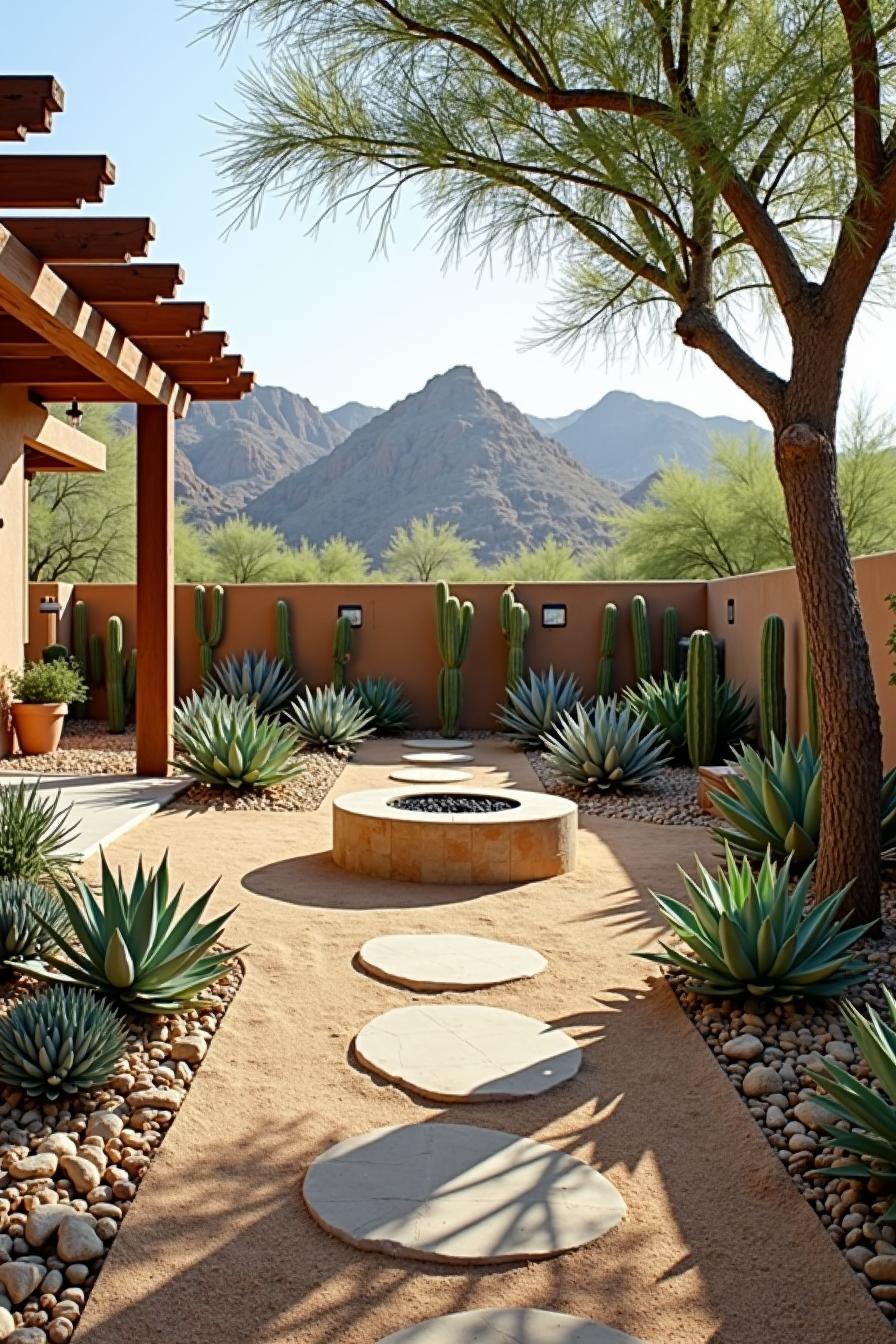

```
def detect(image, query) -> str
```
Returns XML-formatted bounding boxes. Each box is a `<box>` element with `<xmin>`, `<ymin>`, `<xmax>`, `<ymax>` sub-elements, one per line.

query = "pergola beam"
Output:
<box><xmin>0</xmin><ymin>77</ymin><xmax>63</xmax><ymax>141</ymax></box>
<box><xmin>0</xmin><ymin>354</ymin><xmax>240</xmax><ymax>385</ymax></box>
<box><xmin>93</xmin><ymin>300</ymin><xmax>208</xmax><ymax>336</ymax></box>
<box><xmin>138</xmin><ymin>331</ymin><xmax>230</xmax><ymax>360</ymax></box>
<box><xmin>0</xmin><ymin>155</ymin><xmax>115</xmax><ymax>208</ymax></box>
<box><xmin>0</xmin><ymin>217</ymin><xmax>155</xmax><ymax>262</ymax></box>
<box><xmin>136</xmin><ymin>405</ymin><xmax>175</xmax><ymax>777</ymax></box>
<box><xmin>52</xmin><ymin>263</ymin><xmax>184</xmax><ymax>303</ymax></box>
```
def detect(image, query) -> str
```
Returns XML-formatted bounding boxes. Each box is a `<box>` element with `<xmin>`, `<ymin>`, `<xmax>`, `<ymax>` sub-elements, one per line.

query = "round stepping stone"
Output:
<box><xmin>355</xmin><ymin>1004</ymin><xmax>581</xmax><ymax>1101</ymax></box>
<box><xmin>389</xmin><ymin>768</ymin><xmax>473</xmax><ymax>784</ymax></box>
<box><xmin>359</xmin><ymin>932</ymin><xmax>546</xmax><ymax>991</ymax></box>
<box><xmin>403</xmin><ymin>738</ymin><xmax>474</xmax><ymax>751</ymax></box>
<box><xmin>402</xmin><ymin>752</ymin><xmax>475</xmax><ymax>765</ymax></box>
<box><xmin>303</xmin><ymin>1122</ymin><xmax>625</xmax><ymax>1263</ymax></box>
<box><xmin>379</xmin><ymin>1309</ymin><xmax>647</xmax><ymax>1343</ymax></box>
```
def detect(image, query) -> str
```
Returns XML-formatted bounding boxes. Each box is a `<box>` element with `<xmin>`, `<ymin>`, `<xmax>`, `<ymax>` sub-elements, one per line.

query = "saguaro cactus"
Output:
<box><xmin>499</xmin><ymin>586</ymin><xmax>529</xmax><ymax>695</ymax></box>
<box><xmin>194</xmin><ymin>584</ymin><xmax>225</xmax><ymax>681</ymax></box>
<box><xmin>597</xmin><ymin>602</ymin><xmax>618</xmax><ymax>698</ymax></box>
<box><xmin>275</xmin><ymin>599</ymin><xmax>295</xmax><ymax>671</ymax></box>
<box><xmin>806</xmin><ymin>646</ymin><xmax>821</xmax><ymax>754</ymax></box>
<box><xmin>687</xmin><ymin>630</ymin><xmax>718</xmax><ymax>767</ymax></box>
<box><xmin>760</xmin><ymin>614</ymin><xmax>786</xmax><ymax>755</ymax></box>
<box><xmin>436</xmin><ymin>580</ymin><xmax>474</xmax><ymax>737</ymax></box>
<box><xmin>662</xmin><ymin>606</ymin><xmax>679</xmax><ymax>677</ymax></box>
<box><xmin>105</xmin><ymin>616</ymin><xmax>137</xmax><ymax>734</ymax></box>
<box><xmin>72</xmin><ymin>600</ymin><xmax>89</xmax><ymax>719</ymax></box>
<box><xmin>631</xmin><ymin>594</ymin><xmax>651</xmax><ymax>683</ymax></box>
<box><xmin>332</xmin><ymin>615</ymin><xmax>352</xmax><ymax>691</ymax></box>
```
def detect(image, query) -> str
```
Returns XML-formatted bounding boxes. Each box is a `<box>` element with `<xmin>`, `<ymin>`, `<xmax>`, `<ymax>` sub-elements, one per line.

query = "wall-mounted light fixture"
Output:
<box><xmin>65</xmin><ymin>399</ymin><xmax>84</xmax><ymax>429</ymax></box>
<box><xmin>541</xmin><ymin>603</ymin><xmax>567</xmax><ymax>628</ymax></box>
<box><xmin>38</xmin><ymin>597</ymin><xmax>63</xmax><ymax>616</ymax></box>
<box><xmin>338</xmin><ymin>604</ymin><xmax>363</xmax><ymax>628</ymax></box>
<box><xmin>726</xmin><ymin>598</ymin><xmax>735</xmax><ymax>625</ymax></box>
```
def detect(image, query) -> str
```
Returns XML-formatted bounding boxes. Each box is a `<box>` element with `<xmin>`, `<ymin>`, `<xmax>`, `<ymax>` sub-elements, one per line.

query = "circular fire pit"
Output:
<box><xmin>332</xmin><ymin>787</ymin><xmax>576</xmax><ymax>884</ymax></box>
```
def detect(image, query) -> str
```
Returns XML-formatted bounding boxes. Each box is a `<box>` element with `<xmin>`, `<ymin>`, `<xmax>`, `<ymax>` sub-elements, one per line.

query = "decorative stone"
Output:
<box><xmin>303</xmin><ymin>1123</ymin><xmax>625</xmax><ymax>1263</ymax></box>
<box><xmin>26</xmin><ymin>1204</ymin><xmax>80</xmax><ymax>1249</ymax></box>
<box><xmin>58</xmin><ymin>1156</ymin><xmax>101</xmax><ymax>1194</ymax></box>
<box><xmin>74</xmin><ymin>1145</ymin><xmax>107</xmax><ymax>1175</ymax></box>
<box><xmin>86</xmin><ymin>1112</ymin><xmax>124</xmax><ymax>1142</ymax></box>
<box><xmin>126</xmin><ymin>1087</ymin><xmax>182</xmax><ymax>1112</ymax></box>
<box><xmin>355</xmin><ymin>1005</ymin><xmax>581</xmax><ymax>1102</ymax></box>
<box><xmin>0</xmin><ymin>1261</ymin><xmax>43</xmax><ymax>1304</ymax></box>
<box><xmin>793</xmin><ymin>1099</ymin><xmax>833</xmax><ymax>1130</ymax></box>
<box><xmin>37</xmin><ymin>1135</ymin><xmax>77</xmax><ymax>1159</ymax></box>
<box><xmin>401</xmin><ymin>753</ymin><xmax>475</xmax><ymax>766</ymax></box>
<box><xmin>403</xmin><ymin>739</ymin><xmax>474</xmax><ymax>751</ymax></box>
<box><xmin>721</xmin><ymin>1034</ymin><xmax>763</xmax><ymax>1062</ymax></box>
<box><xmin>57</xmin><ymin>1216</ymin><xmax>103</xmax><ymax>1263</ymax></box>
<box><xmin>171</xmin><ymin>1035</ymin><xmax>208</xmax><ymax>1064</ymax></box>
<box><xmin>6</xmin><ymin>1152</ymin><xmax>57</xmax><ymax>1180</ymax></box>
<box><xmin>378</xmin><ymin>1310</ymin><xmax>646</xmax><ymax>1343</ymax></box>
<box><xmin>742</xmin><ymin>1066</ymin><xmax>782</xmax><ymax>1098</ymax></box>
<box><xmin>8</xmin><ymin>1330</ymin><xmax>49</xmax><ymax>1344</ymax></box>
<box><xmin>358</xmin><ymin>933</ymin><xmax>546</xmax><ymax>991</ymax></box>
<box><xmin>0</xmin><ymin>1308</ymin><xmax>13</xmax><ymax>1342</ymax></box>
<box><xmin>389</xmin><ymin>769</ymin><xmax>473</xmax><ymax>784</ymax></box>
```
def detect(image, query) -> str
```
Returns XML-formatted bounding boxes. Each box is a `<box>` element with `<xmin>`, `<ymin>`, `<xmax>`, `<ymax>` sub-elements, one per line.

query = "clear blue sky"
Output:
<box><xmin>6</xmin><ymin>2</ymin><xmax>893</xmax><ymax>424</ymax></box>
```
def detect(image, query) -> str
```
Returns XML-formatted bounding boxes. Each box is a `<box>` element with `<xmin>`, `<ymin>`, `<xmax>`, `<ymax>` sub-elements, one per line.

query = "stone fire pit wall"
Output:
<box><xmin>332</xmin><ymin>787</ymin><xmax>577</xmax><ymax>884</ymax></box>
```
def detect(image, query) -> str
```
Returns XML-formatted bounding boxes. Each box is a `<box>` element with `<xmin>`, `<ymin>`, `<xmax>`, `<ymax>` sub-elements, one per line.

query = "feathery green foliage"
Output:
<box><xmin>382</xmin><ymin>515</ymin><xmax>479</xmax><ymax>581</ymax></box>
<box><xmin>173</xmin><ymin>690</ymin><xmax>304</xmax><ymax>789</ymax></box>
<box><xmin>0</xmin><ymin>986</ymin><xmax>127</xmax><ymax>1099</ymax></box>
<box><xmin>208</xmin><ymin>650</ymin><xmax>301</xmax><ymax>716</ymax></box>
<box><xmin>496</xmin><ymin>667</ymin><xmax>584</xmax><ymax>747</ymax></box>
<box><xmin>642</xmin><ymin>848</ymin><xmax>869</xmax><ymax>1002</ymax></box>
<box><xmin>542</xmin><ymin>699</ymin><xmax>668</xmax><ymax>791</ymax></box>
<box><xmin>353</xmin><ymin>676</ymin><xmax>412</xmax><ymax>732</ymax></box>
<box><xmin>0</xmin><ymin>782</ymin><xmax>79</xmax><ymax>884</ymax></box>
<box><xmin>288</xmin><ymin>684</ymin><xmax>375</xmax><ymax>748</ymax></box>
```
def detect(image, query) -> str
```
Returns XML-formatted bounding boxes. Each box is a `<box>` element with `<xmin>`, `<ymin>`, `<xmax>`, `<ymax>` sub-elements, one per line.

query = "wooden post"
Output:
<box><xmin>135</xmin><ymin>404</ymin><xmax>174</xmax><ymax>776</ymax></box>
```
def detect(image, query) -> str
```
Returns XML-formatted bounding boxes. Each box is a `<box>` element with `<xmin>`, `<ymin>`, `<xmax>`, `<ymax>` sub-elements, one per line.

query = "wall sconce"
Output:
<box><xmin>726</xmin><ymin>598</ymin><xmax>735</xmax><ymax>625</ymax></box>
<box><xmin>541</xmin><ymin>603</ymin><xmax>567</xmax><ymax>628</ymax></box>
<box><xmin>338</xmin><ymin>604</ymin><xmax>363</xmax><ymax>628</ymax></box>
<box><xmin>65</xmin><ymin>399</ymin><xmax>84</xmax><ymax>429</ymax></box>
<box><xmin>38</xmin><ymin>597</ymin><xmax>63</xmax><ymax>616</ymax></box>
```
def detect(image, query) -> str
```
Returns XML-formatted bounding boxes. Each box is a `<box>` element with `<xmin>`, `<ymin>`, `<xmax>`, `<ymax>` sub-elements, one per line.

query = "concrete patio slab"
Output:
<box><xmin>0</xmin><ymin>772</ymin><xmax>188</xmax><ymax>860</ymax></box>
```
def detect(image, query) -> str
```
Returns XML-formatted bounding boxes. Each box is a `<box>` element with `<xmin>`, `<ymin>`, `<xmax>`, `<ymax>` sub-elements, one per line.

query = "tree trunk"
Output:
<box><xmin>774</xmin><ymin>418</ymin><xmax>881</xmax><ymax>924</ymax></box>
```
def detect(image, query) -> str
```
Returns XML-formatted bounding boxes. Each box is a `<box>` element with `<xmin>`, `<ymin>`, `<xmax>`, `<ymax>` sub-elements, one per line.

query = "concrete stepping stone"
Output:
<box><xmin>403</xmin><ymin>738</ymin><xmax>474</xmax><ymax>751</ymax></box>
<box><xmin>402</xmin><ymin>752</ymin><xmax>475</xmax><ymax>765</ymax></box>
<box><xmin>303</xmin><ymin>1122</ymin><xmax>625</xmax><ymax>1264</ymax></box>
<box><xmin>378</xmin><ymin>1308</ymin><xmax>647</xmax><ymax>1343</ymax></box>
<box><xmin>355</xmin><ymin>1004</ymin><xmax>581</xmax><ymax>1102</ymax></box>
<box><xmin>358</xmin><ymin>932</ymin><xmax>546</xmax><ymax>991</ymax></box>
<box><xmin>389</xmin><ymin>768</ymin><xmax>473</xmax><ymax>784</ymax></box>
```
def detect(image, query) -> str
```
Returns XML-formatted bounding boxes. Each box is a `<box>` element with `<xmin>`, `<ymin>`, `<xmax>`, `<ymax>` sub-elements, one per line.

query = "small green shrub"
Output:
<box><xmin>5</xmin><ymin>659</ymin><xmax>87</xmax><ymax>706</ymax></box>
<box><xmin>0</xmin><ymin>781</ymin><xmax>78</xmax><ymax>884</ymax></box>
<box><xmin>642</xmin><ymin>847</ymin><xmax>869</xmax><ymax>1001</ymax></box>
<box><xmin>353</xmin><ymin>676</ymin><xmax>412</xmax><ymax>732</ymax></box>
<box><xmin>541</xmin><ymin>699</ymin><xmax>669</xmax><ymax>790</ymax></box>
<box><xmin>625</xmin><ymin>674</ymin><xmax>754</xmax><ymax>761</ymax></box>
<box><xmin>0</xmin><ymin>985</ymin><xmax>127</xmax><ymax>1099</ymax></box>
<box><xmin>28</xmin><ymin>851</ymin><xmax>244</xmax><ymax>1014</ymax></box>
<box><xmin>0</xmin><ymin>878</ymin><xmax>71</xmax><ymax>967</ymax></box>
<box><xmin>496</xmin><ymin>667</ymin><xmax>585</xmax><ymax>746</ymax></box>
<box><xmin>207</xmin><ymin>650</ymin><xmax>301</xmax><ymax>716</ymax></box>
<box><xmin>288</xmin><ymin>685</ymin><xmax>375</xmax><ymax>749</ymax></box>
<box><xmin>808</xmin><ymin>988</ymin><xmax>896</xmax><ymax>1221</ymax></box>
<box><xmin>173</xmin><ymin>690</ymin><xmax>304</xmax><ymax>790</ymax></box>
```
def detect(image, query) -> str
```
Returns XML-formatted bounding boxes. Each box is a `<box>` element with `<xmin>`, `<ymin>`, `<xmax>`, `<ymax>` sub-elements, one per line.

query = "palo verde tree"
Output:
<box><xmin>197</xmin><ymin>0</ymin><xmax>896</xmax><ymax>922</ymax></box>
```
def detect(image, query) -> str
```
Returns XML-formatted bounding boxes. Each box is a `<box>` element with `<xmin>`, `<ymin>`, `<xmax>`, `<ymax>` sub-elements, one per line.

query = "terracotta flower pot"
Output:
<box><xmin>10</xmin><ymin>702</ymin><xmax>68</xmax><ymax>756</ymax></box>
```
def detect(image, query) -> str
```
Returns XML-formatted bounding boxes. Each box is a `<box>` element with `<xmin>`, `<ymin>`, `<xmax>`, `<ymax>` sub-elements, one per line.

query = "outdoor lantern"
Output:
<box><xmin>38</xmin><ymin>597</ymin><xmax>63</xmax><ymax>616</ymax></box>
<box><xmin>542</xmin><ymin>603</ymin><xmax>567</xmax><ymax>628</ymax></box>
<box><xmin>338</xmin><ymin>604</ymin><xmax>363</xmax><ymax>628</ymax></box>
<box><xmin>727</xmin><ymin>598</ymin><xmax>735</xmax><ymax>625</ymax></box>
<box><xmin>65</xmin><ymin>398</ymin><xmax>84</xmax><ymax>428</ymax></box>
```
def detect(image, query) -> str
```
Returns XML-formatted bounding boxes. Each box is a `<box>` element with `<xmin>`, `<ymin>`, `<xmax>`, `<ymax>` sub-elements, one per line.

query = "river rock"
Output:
<box><xmin>743</xmin><ymin>1066</ymin><xmax>783</xmax><ymax>1098</ymax></box>
<box><xmin>6</xmin><ymin>1152</ymin><xmax>57</xmax><ymax>1180</ymax></box>
<box><xmin>59</xmin><ymin>1156</ymin><xmax>101</xmax><ymax>1194</ymax></box>
<box><xmin>37</xmin><ymin>1134</ymin><xmax>77</xmax><ymax>1159</ymax></box>
<box><xmin>127</xmin><ymin>1087</ymin><xmax>182</xmax><ymax>1112</ymax></box>
<box><xmin>866</xmin><ymin>1256</ymin><xmax>896</xmax><ymax>1283</ymax></box>
<box><xmin>171</xmin><ymin>1035</ymin><xmax>207</xmax><ymax>1064</ymax></box>
<box><xmin>86</xmin><ymin>1112</ymin><xmax>124</xmax><ymax>1142</ymax></box>
<box><xmin>0</xmin><ymin>1307</ymin><xmax>13</xmax><ymax>1341</ymax></box>
<box><xmin>722</xmin><ymin>1034</ymin><xmax>764</xmax><ymax>1062</ymax></box>
<box><xmin>57</xmin><ymin>1215</ymin><xmax>103</xmax><ymax>1264</ymax></box>
<box><xmin>0</xmin><ymin>1260</ymin><xmax>43</xmax><ymax>1304</ymax></box>
<box><xmin>25</xmin><ymin>1203</ymin><xmax>79</xmax><ymax>1248</ymax></box>
<box><xmin>793</xmin><ymin>1099</ymin><xmax>833</xmax><ymax>1130</ymax></box>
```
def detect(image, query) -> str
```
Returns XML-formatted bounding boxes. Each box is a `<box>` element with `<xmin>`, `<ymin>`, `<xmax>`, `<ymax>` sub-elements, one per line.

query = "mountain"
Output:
<box><xmin>527</xmin><ymin>409</ymin><xmax>584</xmax><ymax>437</ymax></box>
<box><xmin>326</xmin><ymin>401</ymin><xmax>384</xmax><ymax>434</ymax></box>
<box><xmin>247</xmin><ymin>366</ymin><xmax>622</xmax><ymax>562</ymax></box>
<box><xmin>550</xmin><ymin>390</ymin><xmax>769</xmax><ymax>482</ymax></box>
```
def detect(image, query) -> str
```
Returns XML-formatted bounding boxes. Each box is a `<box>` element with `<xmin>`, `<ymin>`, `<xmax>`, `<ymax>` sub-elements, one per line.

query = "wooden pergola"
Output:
<box><xmin>0</xmin><ymin>75</ymin><xmax>253</xmax><ymax>776</ymax></box>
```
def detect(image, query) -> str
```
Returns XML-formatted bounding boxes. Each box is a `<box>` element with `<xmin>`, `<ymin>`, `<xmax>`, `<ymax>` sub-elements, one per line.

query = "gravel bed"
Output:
<box><xmin>667</xmin><ymin>878</ymin><xmax>896</xmax><ymax>1328</ymax></box>
<box><xmin>527</xmin><ymin>752</ymin><xmax>712</xmax><ymax>826</ymax></box>
<box><xmin>0</xmin><ymin>961</ymin><xmax>242</xmax><ymax>1341</ymax></box>
<box><xmin>0</xmin><ymin>723</ymin><xmax>135</xmax><ymax>778</ymax></box>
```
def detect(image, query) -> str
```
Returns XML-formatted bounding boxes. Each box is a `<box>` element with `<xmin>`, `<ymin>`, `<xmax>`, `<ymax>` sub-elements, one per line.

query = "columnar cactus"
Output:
<box><xmin>275</xmin><ymin>599</ymin><xmax>295</xmax><ymax>671</ymax></box>
<box><xmin>436</xmin><ymin>580</ymin><xmax>474</xmax><ymax>738</ymax></box>
<box><xmin>631</xmin><ymin>594</ymin><xmax>651</xmax><ymax>683</ymax></box>
<box><xmin>73</xmin><ymin>600</ymin><xmax>89</xmax><ymax>719</ymax></box>
<box><xmin>806</xmin><ymin>646</ymin><xmax>821</xmax><ymax>754</ymax></box>
<box><xmin>499</xmin><ymin>586</ymin><xmax>529</xmax><ymax>695</ymax></box>
<box><xmin>105</xmin><ymin>616</ymin><xmax>136</xmax><ymax>734</ymax></box>
<box><xmin>760</xmin><ymin>614</ymin><xmax>786</xmax><ymax>756</ymax></box>
<box><xmin>194</xmin><ymin>584</ymin><xmax>225</xmax><ymax>681</ymax></box>
<box><xmin>597</xmin><ymin>602</ymin><xmax>618</xmax><ymax>698</ymax></box>
<box><xmin>686</xmin><ymin>630</ymin><xmax>718</xmax><ymax>767</ymax></box>
<box><xmin>332</xmin><ymin>615</ymin><xmax>352</xmax><ymax>691</ymax></box>
<box><xmin>662</xmin><ymin>606</ymin><xmax>679</xmax><ymax>677</ymax></box>
<box><xmin>89</xmin><ymin>633</ymin><xmax>105</xmax><ymax>689</ymax></box>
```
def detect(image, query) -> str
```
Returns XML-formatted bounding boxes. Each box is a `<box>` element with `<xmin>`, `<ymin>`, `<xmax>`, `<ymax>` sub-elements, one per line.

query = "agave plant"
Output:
<box><xmin>711</xmin><ymin>735</ymin><xmax>896</xmax><ymax>864</ymax></box>
<box><xmin>496</xmin><ymin>667</ymin><xmax>586</xmax><ymax>746</ymax></box>
<box><xmin>0</xmin><ymin>985</ymin><xmax>127</xmax><ymax>1099</ymax></box>
<box><xmin>173</xmin><ymin>690</ymin><xmax>304</xmax><ymax>790</ymax></box>
<box><xmin>0</xmin><ymin>780</ymin><xmax>78</xmax><ymax>883</ymax></box>
<box><xmin>624</xmin><ymin>674</ymin><xmax>753</xmax><ymax>761</ymax></box>
<box><xmin>353</xmin><ymin>676</ymin><xmax>412</xmax><ymax>732</ymax></box>
<box><xmin>25</xmin><ymin>851</ymin><xmax>244</xmax><ymax>1015</ymax></box>
<box><xmin>641</xmin><ymin>847</ymin><xmax>869</xmax><ymax>1001</ymax></box>
<box><xmin>288</xmin><ymin>684</ymin><xmax>375</xmax><ymax>749</ymax></box>
<box><xmin>541</xmin><ymin>699</ymin><xmax>669</xmax><ymax>790</ymax></box>
<box><xmin>0</xmin><ymin>879</ymin><xmax>71</xmax><ymax>969</ymax></box>
<box><xmin>207</xmin><ymin>650</ymin><xmax>301</xmax><ymax>717</ymax></box>
<box><xmin>808</xmin><ymin>988</ymin><xmax>896</xmax><ymax>1220</ymax></box>
<box><xmin>716</xmin><ymin>678</ymin><xmax>755</xmax><ymax>753</ymax></box>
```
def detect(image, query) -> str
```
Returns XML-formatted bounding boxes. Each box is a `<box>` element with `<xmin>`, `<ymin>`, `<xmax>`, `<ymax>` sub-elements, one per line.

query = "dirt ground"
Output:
<box><xmin>75</xmin><ymin>739</ymin><xmax>891</xmax><ymax>1344</ymax></box>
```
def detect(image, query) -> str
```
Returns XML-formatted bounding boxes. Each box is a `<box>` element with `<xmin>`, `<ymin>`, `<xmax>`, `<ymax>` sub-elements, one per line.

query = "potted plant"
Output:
<box><xmin>5</xmin><ymin>659</ymin><xmax>87</xmax><ymax>756</ymax></box>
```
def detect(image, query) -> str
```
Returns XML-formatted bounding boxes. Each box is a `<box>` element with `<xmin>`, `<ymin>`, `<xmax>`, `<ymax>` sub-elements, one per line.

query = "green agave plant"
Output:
<box><xmin>173</xmin><ymin>690</ymin><xmax>304</xmax><ymax>790</ymax></box>
<box><xmin>207</xmin><ymin>650</ymin><xmax>301</xmax><ymax>716</ymax></box>
<box><xmin>541</xmin><ymin>698</ymin><xmax>669</xmax><ymax>791</ymax></box>
<box><xmin>0</xmin><ymin>985</ymin><xmax>127</xmax><ymax>1099</ymax></box>
<box><xmin>711</xmin><ymin>735</ymin><xmax>896</xmax><ymax>865</ymax></box>
<box><xmin>288</xmin><ymin>684</ymin><xmax>375</xmax><ymax>749</ymax></box>
<box><xmin>642</xmin><ymin>847</ymin><xmax>869</xmax><ymax>1001</ymax></box>
<box><xmin>496</xmin><ymin>667</ymin><xmax>586</xmax><ymax>746</ymax></box>
<box><xmin>808</xmin><ymin>988</ymin><xmax>896</xmax><ymax>1220</ymax></box>
<box><xmin>0</xmin><ymin>879</ymin><xmax>71</xmax><ymax>968</ymax></box>
<box><xmin>0</xmin><ymin>781</ymin><xmax>79</xmax><ymax>884</ymax></box>
<box><xmin>25</xmin><ymin>850</ymin><xmax>244</xmax><ymax>1015</ymax></box>
<box><xmin>353</xmin><ymin>676</ymin><xmax>412</xmax><ymax>732</ymax></box>
<box><xmin>624</xmin><ymin>674</ymin><xmax>753</xmax><ymax>761</ymax></box>
<box><xmin>716</xmin><ymin>678</ymin><xmax>755</xmax><ymax>753</ymax></box>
